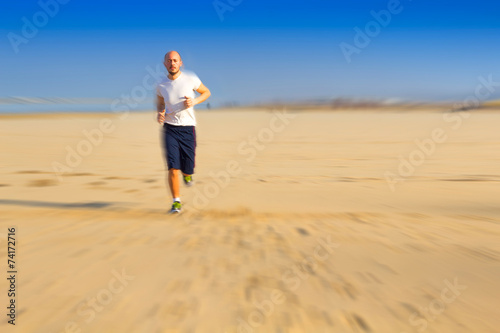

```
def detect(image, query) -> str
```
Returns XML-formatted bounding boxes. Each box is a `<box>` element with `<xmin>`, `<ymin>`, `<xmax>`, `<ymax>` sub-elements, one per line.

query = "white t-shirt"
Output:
<box><xmin>156</xmin><ymin>71</ymin><xmax>202</xmax><ymax>126</ymax></box>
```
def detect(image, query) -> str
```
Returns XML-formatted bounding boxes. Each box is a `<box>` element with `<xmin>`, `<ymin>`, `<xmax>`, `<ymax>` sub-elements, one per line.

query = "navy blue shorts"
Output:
<box><xmin>162</xmin><ymin>123</ymin><xmax>196</xmax><ymax>175</ymax></box>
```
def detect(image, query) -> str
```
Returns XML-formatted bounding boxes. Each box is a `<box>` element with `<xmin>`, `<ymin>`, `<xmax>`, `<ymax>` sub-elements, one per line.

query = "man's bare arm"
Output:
<box><xmin>184</xmin><ymin>83</ymin><xmax>211</xmax><ymax>108</ymax></box>
<box><xmin>156</xmin><ymin>94</ymin><xmax>165</xmax><ymax>124</ymax></box>
<box><xmin>194</xmin><ymin>83</ymin><xmax>211</xmax><ymax>105</ymax></box>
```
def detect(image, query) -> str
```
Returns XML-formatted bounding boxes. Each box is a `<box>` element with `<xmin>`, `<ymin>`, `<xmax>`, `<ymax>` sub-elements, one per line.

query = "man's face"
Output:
<box><xmin>164</xmin><ymin>53</ymin><xmax>182</xmax><ymax>75</ymax></box>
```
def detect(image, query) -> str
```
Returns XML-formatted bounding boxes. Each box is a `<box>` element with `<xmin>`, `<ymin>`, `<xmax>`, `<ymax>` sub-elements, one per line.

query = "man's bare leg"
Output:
<box><xmin>168</xmin><ymin>168</ymin><xmax>181</xmax><ymax>199</ymax></box>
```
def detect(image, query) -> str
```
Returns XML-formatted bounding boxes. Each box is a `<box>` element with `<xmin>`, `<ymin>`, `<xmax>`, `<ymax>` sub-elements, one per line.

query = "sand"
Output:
<box><xmin>0</xmin><ymin>109</ymin><xmax>499</xmax><ymax>333</ymax></box>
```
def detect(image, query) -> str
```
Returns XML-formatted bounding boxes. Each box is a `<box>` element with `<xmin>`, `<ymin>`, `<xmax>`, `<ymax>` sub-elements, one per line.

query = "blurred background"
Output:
<box><xmin>1</xmin><ymin>0</ymin><xmax>500</xmax><ymax>112</ymax></box>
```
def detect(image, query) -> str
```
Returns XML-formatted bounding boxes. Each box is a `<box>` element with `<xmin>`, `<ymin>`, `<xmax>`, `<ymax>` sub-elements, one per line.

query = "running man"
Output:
<box><xmin>156</xmin><ymin>51</ymin><xmax>211</xmax><ymax>213</ymax></box>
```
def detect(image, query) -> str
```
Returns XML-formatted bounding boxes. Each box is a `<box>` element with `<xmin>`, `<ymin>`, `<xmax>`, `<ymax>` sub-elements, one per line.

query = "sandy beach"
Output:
<box><xmin>0</xmin><ymin>109</ymin><xmax>499</xmax><ymax>333</ymax></box>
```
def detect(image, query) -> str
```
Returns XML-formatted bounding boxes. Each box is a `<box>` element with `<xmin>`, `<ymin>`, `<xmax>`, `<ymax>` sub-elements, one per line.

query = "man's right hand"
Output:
<box><xmin>157</xmin><ymin>111</ymin><xmax>165</xmax><ymax>124</ymax></box>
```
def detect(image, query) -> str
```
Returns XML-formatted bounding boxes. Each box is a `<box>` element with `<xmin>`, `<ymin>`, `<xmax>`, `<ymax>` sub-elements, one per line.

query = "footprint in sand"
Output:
<box><xmin>27</xmin><ymin>179</ymin><xmax>57</xmax><ymax>187</ymax></box>
<box><xmin>88</xmin><ymin>181</ymin><xmax>107</xmax><ymax>186</ymax></box>
<box><xmin>352</xmin><ymin>313</ymin><xmax>371</xmax><ymax>332</ymax></box>
<box><xmin>296</xmin><ymin>227</ymin><xmax>310</xmax><ymax>236</ymax></box>
<box><xmin>340</xmin><ymin>312</ymin><xmax>372</xmax><ymax>332</ymax></box>
<box><xmin>16</xmin><ymin>170</ymin><xmax>47</xmax><ymax>174</ymax></box>
<box><xmin>65</xmin><ymin>172</ymin><xmax>95</xmax><ymax>177</ymax></box>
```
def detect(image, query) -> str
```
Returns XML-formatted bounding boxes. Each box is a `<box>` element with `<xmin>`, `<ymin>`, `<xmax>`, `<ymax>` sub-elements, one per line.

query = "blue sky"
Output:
<box><xmin>1</xmin><ymin>0</ymin><xmax>500</xmax><ymax>107</ymax></box>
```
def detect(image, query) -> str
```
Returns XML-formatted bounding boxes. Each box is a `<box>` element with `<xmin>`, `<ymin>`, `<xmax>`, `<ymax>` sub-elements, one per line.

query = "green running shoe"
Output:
<box><xmin>169</xmin><ymin>201</ymin><xmax>182</xmax><ymax>214</ymax></box>
<box><xmin>183</xmin><ymin>175</ymin><xmax>193</xmax><ymax>187</ymax></box>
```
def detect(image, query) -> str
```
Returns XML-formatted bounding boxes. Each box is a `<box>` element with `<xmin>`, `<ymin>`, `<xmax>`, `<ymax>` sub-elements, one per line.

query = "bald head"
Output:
<box><xmin>164</xmin><ymin>51</ymin><xmax>183</xmax><ymax>77</ymax></box>
<box><xmin>164</xmin><ymin>51</ymin><xmax>182</xmax><ymax>61</ymax></box>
